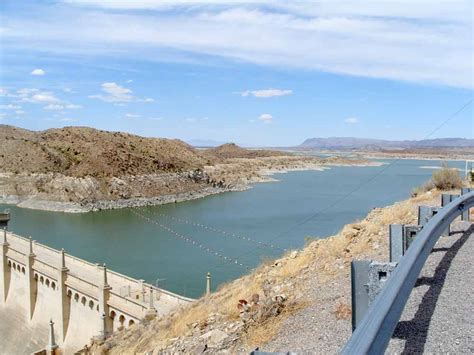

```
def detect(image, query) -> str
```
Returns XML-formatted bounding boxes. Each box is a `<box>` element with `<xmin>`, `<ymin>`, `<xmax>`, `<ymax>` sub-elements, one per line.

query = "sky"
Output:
<box><xmin>0</xmin><ymin>0</ymin><xmax>473</xmax><ymax>146</ymax></box>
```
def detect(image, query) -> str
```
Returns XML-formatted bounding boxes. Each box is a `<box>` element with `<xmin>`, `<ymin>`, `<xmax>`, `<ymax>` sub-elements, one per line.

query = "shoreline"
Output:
<box><xmin>0</xmin><ymin>161</ymin><xmax>382</xmax><ymax>213</ymax></box>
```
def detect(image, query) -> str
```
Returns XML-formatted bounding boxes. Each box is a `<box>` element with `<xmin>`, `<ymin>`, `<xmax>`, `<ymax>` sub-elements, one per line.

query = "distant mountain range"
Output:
<box><xmin>299</xmin><ymin>137</ymin><xmax>474</xmax><ymax>150</ymax></box>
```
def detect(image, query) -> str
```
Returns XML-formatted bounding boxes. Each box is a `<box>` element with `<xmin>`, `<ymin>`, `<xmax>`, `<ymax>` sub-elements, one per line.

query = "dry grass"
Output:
<box><xmin>333</xmin><ymin>302</ymin><xmax>352</xmax><ymax>320</ymax></box>
<box><xmin>242</xmin><ymin>300</ymin><xmax>308</xmax><ymax>348</ymax></box>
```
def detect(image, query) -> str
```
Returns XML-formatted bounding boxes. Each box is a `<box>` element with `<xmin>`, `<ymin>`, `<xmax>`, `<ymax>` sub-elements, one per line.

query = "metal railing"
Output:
<box><xmin>342</xmin><ymin>191</ymin><xmax>474</xmax><ymax>354</ymax></box>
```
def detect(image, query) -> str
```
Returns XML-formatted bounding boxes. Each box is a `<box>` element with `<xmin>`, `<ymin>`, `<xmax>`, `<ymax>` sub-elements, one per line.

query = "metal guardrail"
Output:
<box><xmin>342</xmin><ymin>191</ymin><xmax>474</xmax><ymax>354</ymax></box>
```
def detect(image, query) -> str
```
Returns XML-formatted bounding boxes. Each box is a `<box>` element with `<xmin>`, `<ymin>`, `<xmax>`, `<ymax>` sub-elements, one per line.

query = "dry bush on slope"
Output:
<box><xmin>412</xmin><ymin>165</ymin><xmax>463</xmax><ymax>197</ymax></box>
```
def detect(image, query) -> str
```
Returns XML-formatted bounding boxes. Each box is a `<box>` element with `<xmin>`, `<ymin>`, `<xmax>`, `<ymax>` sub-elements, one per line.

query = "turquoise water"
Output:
<box><xmin>1</xmin><ymin>159</ymin><xmax>465</xmax><ymax>298</ymax></box>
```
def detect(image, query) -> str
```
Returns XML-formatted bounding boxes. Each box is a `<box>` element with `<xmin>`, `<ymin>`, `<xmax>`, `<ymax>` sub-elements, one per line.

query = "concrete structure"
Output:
<box><xmin>0</xmin><ymin>226</ymin><xmax>193</xmax><ymax>353</ymax></box>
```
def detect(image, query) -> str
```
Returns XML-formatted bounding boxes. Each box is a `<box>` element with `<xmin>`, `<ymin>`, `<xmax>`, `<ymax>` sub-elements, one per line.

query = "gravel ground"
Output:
<box><xmin>386</xmin><ymin>221</ymin><xmax>474</xmax><ymax>354</ymax></box>
<box><xmin>264</xmin><ymin>220</ymin><xmax>473</xmax><ymax>354</ymax></box>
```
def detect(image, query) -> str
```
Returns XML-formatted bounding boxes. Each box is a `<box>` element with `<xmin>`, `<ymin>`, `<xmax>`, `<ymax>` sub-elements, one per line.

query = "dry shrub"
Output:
<box><xmin>431</xmin><ymin>165</ymin><xmax>463</xmax><ymax>190</ymax></box>
<box><xmin>243</xmin><ymin>300</ymin><xmax>307</xmax><ymax>347</ymax></box>
<box><xmin>333</xmin><ymin>303</ymin><xmax>352</xmax><ymax>320</ymax></box>
<box><xmin>412</xmin><ymin>165</ymin><xmax>462</xmax><ymax>197</ymax></box>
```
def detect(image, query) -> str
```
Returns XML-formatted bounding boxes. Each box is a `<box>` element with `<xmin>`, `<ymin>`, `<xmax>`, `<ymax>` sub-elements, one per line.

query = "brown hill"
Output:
<box><xmin>0</xmin><ymin>125</ymin><xmax>209</xmax><ymax>177</ymax></box>
<box><xmin>205</xmin><ymin>143</ymin><xmax>284</xmax><ymax>160</ymax></box>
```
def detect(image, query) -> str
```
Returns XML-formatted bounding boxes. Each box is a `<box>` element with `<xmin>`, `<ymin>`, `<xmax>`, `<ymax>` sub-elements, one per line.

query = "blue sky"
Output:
<box><xmin>0</xmin><ymin>0</ymin><xmax>472</xmax><ymax>146</ymax></box>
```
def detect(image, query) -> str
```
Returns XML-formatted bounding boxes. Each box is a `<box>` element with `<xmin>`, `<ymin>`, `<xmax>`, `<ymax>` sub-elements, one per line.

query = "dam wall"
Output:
<box><xmin>0</xmin><ymin>227</ymin><xmax>194</xmax><ymax>353</ymax></box>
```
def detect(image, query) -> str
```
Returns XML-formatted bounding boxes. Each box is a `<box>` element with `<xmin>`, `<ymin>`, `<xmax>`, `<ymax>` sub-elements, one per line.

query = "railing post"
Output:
<box><xmin>206</xmin><ymin>272</ymin><xmax>211</xmax><ymax>296</ymax></box>
<box><xmin>47</xmin><ymin>319</ymin><xmax>59</xmax><ymax>354</ymax></box>
<box><xmin>26</xmin><ymin>237</ymin><xmax>37</xmax><ymax>320</ymax></box>
<box><xmin>58</xmin><ymin>249</ymin><xmax>70</xmax><ymax>342</ymax></box>
<box><xmin>0</xmin><ymin>227</ymin><xmax>10</xmax><ymax>303</ymax></box>
<box><xmin>98</xmin><ymin>264</ymin><xmax>112</xmax><ymax>339</ymax></box>
<box><xmin>146</xmin><ymin>286</ymin><xmax>157</xmax><ymax>319</ymax></box>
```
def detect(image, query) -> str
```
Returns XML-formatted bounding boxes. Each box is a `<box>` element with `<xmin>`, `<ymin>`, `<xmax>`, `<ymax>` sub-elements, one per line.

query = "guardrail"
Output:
<box><xmin>342</xmin><ymin>190</ymin><xmax>474</xmax><ymax>354</ymax></box>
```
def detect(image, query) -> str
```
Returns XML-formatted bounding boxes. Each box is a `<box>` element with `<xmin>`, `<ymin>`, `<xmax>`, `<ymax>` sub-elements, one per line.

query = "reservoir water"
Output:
<box><xmin>1</xmin><ymin>159</ymin><xmax>466</xmax><ymax>298</ymax></box>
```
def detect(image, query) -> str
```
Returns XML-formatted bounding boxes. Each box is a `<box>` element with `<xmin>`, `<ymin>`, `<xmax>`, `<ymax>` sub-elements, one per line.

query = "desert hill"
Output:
<box><xmin>0</xmin><ymin>125</ymin><xmax>208</xmax><ymax>177</ymax></box>
<box><xmin>204</xmin><ymin>143</ymin><xmax>282</xmax><ymax>160</ymax></box>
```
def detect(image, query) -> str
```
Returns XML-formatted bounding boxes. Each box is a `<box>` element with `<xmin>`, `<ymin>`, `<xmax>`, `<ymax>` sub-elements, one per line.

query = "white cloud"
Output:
<box><xmin>15</xmin><ymin>110</ymin><xmax>25</xmax><ymax>115</ymax></box>
<box><xmin>184</xmin><ymin>117</ymin><xmax>208</xmax><ymax>123</ymax></box>
<box><xmin>125</xmin><ymin>113</ymin><xmax>141</xmax><ymax>118</ymax></box>
<box><xmin>59</xmin><ymin>117</ymin><xmax>77</xmax><ymax>122</ymax></box>
<box><xmin>0</xmin><ymin>104</ymin><xmax>22</xmax><ymax>110</ymax></box>
<box><xmin>31</xmin><ymin>68</ymin><xmax>46</xmax><ymax>76</ymax></box>
<box><xmin>344</xmin><ymin>117</ymin><xmax>360</xmax><ymax>124</ymax></box>
<box><xmin>258</xmin><ymin>113</ymin><xmax>273</xmax><ymax>124</ymax></box>
<box><xmin>44</xmin><ymin>103</ymin><xmax>82</xmax><ymax>110</ymax></box>
<box><xmin>3</xmin><ymin>1</ymin><xmax>473</xmax><ymax>88</ymax></box>
<box><xmin>90</xmin><ymin>82</ymin><xmax>133</xmax><ymax>103</ymax></box>
<box><xmin>241</xmin><ymin>89</ymin><xmax>292</xmax><ymax>98</ymax></box>
<box><xmin>28</xmin><ymin>93</ymin><xmax>60</xmax><ymax>104</ymax></box>
<box><xmin>90</xmin><ymin>82</ymin><xmax>154</xmax><ymax>103</ymax></box>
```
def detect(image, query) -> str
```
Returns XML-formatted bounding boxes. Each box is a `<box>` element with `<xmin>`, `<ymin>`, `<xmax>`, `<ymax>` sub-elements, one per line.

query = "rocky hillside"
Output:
<box><xmin>204</xmin><ymin>143</ymin><xmax>283</xmax><ymax>160</ymax></box>
<box><xmin>0</xmin><ymin>125</ymin><xmax>209</xmax><ymax>177</ymax></box>
<box><xmin>1</xmin><ymin>125</ymin><xmax>352</xmax><ymax>212</ymax></box>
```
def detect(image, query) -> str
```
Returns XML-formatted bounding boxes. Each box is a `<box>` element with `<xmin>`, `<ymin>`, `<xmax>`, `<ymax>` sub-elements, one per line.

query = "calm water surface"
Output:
<box><xmin>1</xmin><ymin>159</ymin><xmax>465</xmax><ymax>298</ymax></box>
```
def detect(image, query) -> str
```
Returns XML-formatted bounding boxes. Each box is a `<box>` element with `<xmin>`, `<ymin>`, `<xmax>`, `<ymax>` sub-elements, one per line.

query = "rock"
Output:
<box><xmin>289</xmin><ymin>250</ymin><xmax>298</xmax><ymax>259</ymax></box>
<box><xmin>200</xmin><ymin>329</ymin><xmax>229</xmax><ymax>348</ymax></box>
<box><xmin>190</xmin><ymin>343</ymin><xmax>208</xmax><ymax>353</ymax></box>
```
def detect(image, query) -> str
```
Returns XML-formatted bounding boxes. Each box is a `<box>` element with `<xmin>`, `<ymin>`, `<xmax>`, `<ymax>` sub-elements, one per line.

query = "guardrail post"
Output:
<box><xmin>390</xmin><ymin>225</ymin><xmax>422</xmax><ymax>262</ymax></box>
<box><xmin>367</xmin><ymin>262</ymin><xmax>397</xmax><ymax>302</ymax></box>
<box><xmin>351</xmin><ymin>261</ymin><xmax>370</xmax><ymax>331</ymax></box>
<box><xmin>351</xmin><ymin>261</ymin><xmax>397</xmax><ymax>331</ymax></box>
<box><xmin>461</xmin><ymin>188</ymin><xmax>473</xmax><ymax>221</ymax></box>
<box><xmin>418</xmin><ymin>206</ymin><xmax>449</xmax><ymax>236</ymax></box>
<box><xmin>441</xmin><ymin>193</ymin><xmax>459</xmax><ymax>207</ymax></box>
<box><xmin>389</xmin><ymin>225</ymin><xmax>403</xmax><ymax>263</ymax></box>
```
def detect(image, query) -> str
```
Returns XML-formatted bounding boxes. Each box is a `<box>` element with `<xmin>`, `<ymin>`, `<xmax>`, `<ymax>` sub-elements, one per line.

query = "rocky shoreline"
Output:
<box><xmin>0</xmin><ymin>157</ymin><xmax>381</xmax><ymax>213</ymax></box>
<box><xmin>0</xmin><ymin>186</ymin><xmax>244</xmax><ymax>213</ymax></box>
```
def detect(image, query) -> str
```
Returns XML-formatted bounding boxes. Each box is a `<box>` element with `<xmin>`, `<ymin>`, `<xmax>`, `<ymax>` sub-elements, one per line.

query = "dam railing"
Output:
<box><xmin>342</xmin><ymin>190</ymin><xmax>474</xmax><ymax>354</ymax></box>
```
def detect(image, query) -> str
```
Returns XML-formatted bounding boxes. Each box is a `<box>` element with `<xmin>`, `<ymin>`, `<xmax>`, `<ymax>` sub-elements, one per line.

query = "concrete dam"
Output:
<box><xmin>0</xmin><ymin>217</ymin><xmax>193</xmax><ymax>354</ymax></box>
